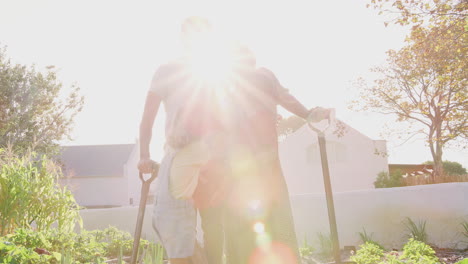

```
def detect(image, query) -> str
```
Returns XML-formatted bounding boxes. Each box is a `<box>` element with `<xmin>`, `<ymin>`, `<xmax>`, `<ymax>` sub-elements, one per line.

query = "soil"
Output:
<box><xmin>302</xmin><ymin>247</ymin><xmax>468</xmax><ymax>264</ymax></box>
<box><xmin>433</xmin><ymin>246</ymin><xmax>468</xmax><ymax>264</ymax></box>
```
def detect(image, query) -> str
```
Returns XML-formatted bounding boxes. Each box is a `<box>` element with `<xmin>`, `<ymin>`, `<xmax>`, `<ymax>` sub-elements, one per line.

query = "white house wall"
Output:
<box><xmin>279</xmin><ymin>122</ymin><xmax>388</xmax><ymax>195</ymax></box>
<box><xmin>60</xmin><ymin>177</ymin><xmax>128</xmax><ymax>207</ymax></box>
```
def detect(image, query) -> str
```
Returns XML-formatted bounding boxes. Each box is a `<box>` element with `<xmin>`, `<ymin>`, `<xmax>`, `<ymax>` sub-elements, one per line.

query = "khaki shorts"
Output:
<box><xmin>152</xmin><ymin>150</ymin><xmax>197</xmax><ymax>258</ymax></box>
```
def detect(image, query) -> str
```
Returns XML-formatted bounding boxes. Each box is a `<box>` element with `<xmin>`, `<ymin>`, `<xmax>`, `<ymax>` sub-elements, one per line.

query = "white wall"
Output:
<box><xmin>78</xmin><ymin>206</ymin><xmax>160</xmax><ymax>242</ymax></box>
<box><xmin>60</xmin><ymin>177</ymin><xmax>129</xmax><ymax>207</ymax></box>
<box><xmin>291</xmin><ymin>182</ymin><xmax>468</xmax><ymax>250</ymax></box>
<box><xmin>279</xmin><ymin>122</ymin><xmax>388</xmax><ymax>195</ymax></box>
<box><xmin>78</xmin><ymin>205</ymin><xmax>203</xmax><ymax>244</ymax></box>
<box><xmin>78</xmin><ymin>183</ymin><xmax>468</xmax><ymax>250</ymax></box>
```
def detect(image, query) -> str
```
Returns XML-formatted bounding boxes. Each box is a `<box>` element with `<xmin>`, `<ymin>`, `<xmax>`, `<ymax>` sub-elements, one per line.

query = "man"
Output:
<box><xmin>138</xmin><ymin>16</ymin><xmax>218</xmax><ymax>264</ymax></box>
<box><xmin>221</xmin><ymin>46</ymin><xmax>331</xmax><ymax>264</ymax></box>
<box><xmin>191</xmin><ymin>44</ymin><xmax>331</xmax><ymax>264</ymax></box>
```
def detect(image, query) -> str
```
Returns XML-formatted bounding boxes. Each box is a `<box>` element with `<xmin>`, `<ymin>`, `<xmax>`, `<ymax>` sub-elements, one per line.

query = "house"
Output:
<box><xmin>278</xmin><ymin>120</ymin><xmax>388</xmax><ymax>194</ymax></box>
<box><xmin>59</xmin><ymin>143</ymin><xmax>149</xmax><ymax>208</ymax></box>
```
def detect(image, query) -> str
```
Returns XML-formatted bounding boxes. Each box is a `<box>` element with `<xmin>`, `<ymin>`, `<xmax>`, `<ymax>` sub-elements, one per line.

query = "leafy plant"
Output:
<box><xmin>6</xmin><ymin>228</ymin><xmax>51</xmax><ymax>250</ymax></box>
<box><xmin>400</xmin><ymin>238</ymin><xmax>439</xmax><ymax>264</ymax></box>
<box><xmin>350</xmin><ymin>239</ymin><xmax>441</xmax><ymax>264</ymax></box>
<box><xmin>299</xmin><ymin>236</ymin><xmax>314</xmax><ymax>258</ymax></box>
<box><xmin>462</xmin><ymin>221</ymin><xmax>468</xmax><ymax>239</ymax></box>
<box><xmin>0</xmin><ymin>238</ymin><xmax>60</xmax><ymax>264</ymax></box>
<box><xmin>404</xmin><ymin>217</ymin><xmax>428</xmax><ymax>243</ymax></box>
<box><xmin>358</xmin><ymin>228</ymin><xmax>385</xmax><ymax>250</ymax></box>
<box><xmin>0</xmin><ymin>227</ymin><xmax>154</xmax><ymax>263</ymax></box>
<box><xmin>350</xmin><ymin>242</ymin><xmax>384</xmax><ymax>264</ymax></box>
<box><xmin>0</xmin><ymin>150</ymin><xmax>82</xmax><ymax>236</ymax></box>
<box><xmin>374</xmin><ymin>170</ymin><xmax>403</xmax><ymax>188</ymax></box>
<box><xmin>141</xmin><ymin>243</ymin><xmax>164</xmax><ymax>264</ymax></box>
<box><xmin>316</xmin><ymin>232</ymin><xmax>333</xmax><ymax>261</ymax></box>
<box><xmin>379</xmin><ymin>252</ymin><xmax>405</xmax><ymax>264</ymax></box>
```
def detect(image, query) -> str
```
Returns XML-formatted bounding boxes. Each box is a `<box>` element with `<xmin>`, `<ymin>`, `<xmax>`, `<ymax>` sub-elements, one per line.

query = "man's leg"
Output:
<box><xmin>169</xmin><ymin>258</ymin><xmax>191</xmax><ymax>264</ymax></box>
<box><xmin>200</xmin><ymin>206</ymin><xmax>224</xmax><ymax>264</ymax></box>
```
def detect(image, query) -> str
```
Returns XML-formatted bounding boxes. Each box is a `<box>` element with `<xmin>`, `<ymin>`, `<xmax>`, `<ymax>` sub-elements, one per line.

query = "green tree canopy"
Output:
<box><xmin>353</xmin><ymin>0</ymin><xmax>467</xmax><ymax>176</ymax></box>
<box><xmin>0</xmin><ymin>46</ymin><xmax>84</xmax><ymax>156</ymax></box>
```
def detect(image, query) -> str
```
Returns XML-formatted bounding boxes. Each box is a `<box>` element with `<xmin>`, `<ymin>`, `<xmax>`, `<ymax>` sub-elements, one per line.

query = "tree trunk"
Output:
<box><xmin>433</xmin><ymin>141</ymin><xmax>444</xmax><ymax>177</ymax></box>
<box><xmin>432</xmin><ymin>110</ymin><xmax>444</xmax><ymax>179</ymax></box>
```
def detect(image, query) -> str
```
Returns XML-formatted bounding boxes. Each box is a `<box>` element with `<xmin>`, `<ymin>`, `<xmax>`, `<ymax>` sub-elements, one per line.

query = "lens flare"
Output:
<box><xmin>253</xmin><ymin>222</ymin><xmax>265</xmax><ymax>234</ymax></box>
<box><xmin>256</xmin><ymin>232</ymin><xmax>272</xmax><ymax>248</ymax></box>
<box><xmin>249</xmin><ymin>242</ymin><xmax>297</xmax><ymax>264</ymax></box>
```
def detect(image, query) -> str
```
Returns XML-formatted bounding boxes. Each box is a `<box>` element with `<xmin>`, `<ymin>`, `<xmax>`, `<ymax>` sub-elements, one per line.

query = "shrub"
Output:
<box><xmin>400</xmin><ymin>238</ymin><xmax>439</xmax><ymax>264</ymax></box>
<box><xmin>0</xmin><ymin>237</ymin><xmax>61</xmax><ymax>264</ymax></box>
<box><xmin>350</xmin><ymin>239</ymin><xmax>441</xmax><ymax>264</ymax></box>
<box><xmin>379</xmin><ymin>253</ymin><xmax>405</xmax><ymax>264</ymax></box>
<box><xmin>358</xmin><ymin>228</ymin><xmax>385</xmax><ymax>250</ymax></box>
<box><xmin>316</xmin><ymin>232</ymin><xmax>333</xmax><ymax>261</ymax></box>
<box><xmin>299</xmin><ymin>236</ymin><xmax>314</xmax><ymax>258</ymax></box>
<box><xmin>1</xmin><ymin>227</ymin><xmax>156</xmax><ymax>263</ymax></box>
<box><xmin>374</xmin><ymin>170</ymin><xmax>403</xmax><ymax>188</ymax></box>
<box><xmin>0</xmin><ymin>150</ymin><xmax>81</xmax><ymax>235</ymax></box>
<box><xmin>424</xmin><ymin>160</ymin><xmax>467</xmax><ymax>176</ymax></box>
<box><xmin>5</xmin><ymin>228</ymin><xmax>51</xmax><ymax>251</ymax></box>
<box><xmin>350</xmin><ymin>242</ymin><xmax>384</xmax><ymax>264</ymax></box>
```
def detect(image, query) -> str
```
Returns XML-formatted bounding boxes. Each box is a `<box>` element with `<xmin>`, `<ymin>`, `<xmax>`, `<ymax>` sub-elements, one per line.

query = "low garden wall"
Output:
<box><xmin>79</xmin><ymin>182</ymin><xmax>468</xmax><ymax>249</ymax></box>
<box><xmin>291</xmin><ymin>182</ymin><xmax>468</xmax><ymax>249</ymax></box>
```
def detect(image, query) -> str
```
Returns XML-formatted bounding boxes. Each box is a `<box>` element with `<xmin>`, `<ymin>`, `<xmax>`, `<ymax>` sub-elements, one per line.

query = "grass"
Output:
<box><xmin>316</xmin><ymin>232</ymin><xmax>333</xmax><ymax>261</ymax></box>
<box><xmin>404</xmin><ymin>217</ymin><xmax>428</xmax><ymax>243</ymax></box>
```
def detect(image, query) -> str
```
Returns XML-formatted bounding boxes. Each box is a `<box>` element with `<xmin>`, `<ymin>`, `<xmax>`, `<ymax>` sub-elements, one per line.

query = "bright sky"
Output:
<box><xmin>1</xmin><ymin>0</ymin><xmax>466</xmax><ymax>166</ymax></box>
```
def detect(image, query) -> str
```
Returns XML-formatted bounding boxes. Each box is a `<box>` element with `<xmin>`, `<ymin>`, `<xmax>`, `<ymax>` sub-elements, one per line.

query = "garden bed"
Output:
<box><xmin>301</xmin><ymin>241</ymin><xmax>467</xmax><ymax>264</ymax></box>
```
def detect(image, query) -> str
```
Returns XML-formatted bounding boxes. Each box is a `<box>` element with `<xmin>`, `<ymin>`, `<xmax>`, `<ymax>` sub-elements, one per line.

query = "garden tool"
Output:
<box><xmin>131</xmin><ymin>161</ymin><xmax>160</xmax><ymax>264</ymax></box>
<box><xmin>307</xmin><ymin>109</ymin><xmax>351</xmax><ymax>264</ymax></box>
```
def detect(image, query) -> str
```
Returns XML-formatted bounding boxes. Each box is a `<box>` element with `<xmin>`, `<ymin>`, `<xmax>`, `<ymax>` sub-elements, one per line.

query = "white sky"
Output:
<box><xmin>0</xmin><ymin>0</ymin><xmax>466</xmax><ymax>166</ymax></box>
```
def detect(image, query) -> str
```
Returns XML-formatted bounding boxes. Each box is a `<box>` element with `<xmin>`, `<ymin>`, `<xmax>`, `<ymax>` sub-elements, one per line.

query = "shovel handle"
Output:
<box><xmin>307</xmin><ymin>108</ymin><xmax>335</xmax><ymax>134</ymax></box>
<box><xmin>131</xmin><ymin>161</ymin><xmax>160</xmax><ymax>264</ymax></box>
<box><xmin>139</xmin><ymin>161</ymin><xmax>160</xmax><ymax>183</ymax></box>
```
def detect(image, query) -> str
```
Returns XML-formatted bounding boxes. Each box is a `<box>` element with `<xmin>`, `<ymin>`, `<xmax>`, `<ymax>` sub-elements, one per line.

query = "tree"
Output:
<box><xmin>277</xmin><ymin>115</ymin><xmax>306</xmax><ymax>138</ymax></box>
<box><xmin>374</xmin><ymin>170</ymin><xmax>404</xmax><ymax>188</ymax></box>
<box><xmin>353</xmin><ymin>0</ymin><xmax>467</xmax><ymax>176</ymax></box>
<box><xmin>0</xmin><ymin>46</ymin><xmax>84</xmax><ymax>156</ymax></box>
<box><xmin>424</xmin><ymin>160</ymin><xmax>467</xmax><ymax>176</ymax></box>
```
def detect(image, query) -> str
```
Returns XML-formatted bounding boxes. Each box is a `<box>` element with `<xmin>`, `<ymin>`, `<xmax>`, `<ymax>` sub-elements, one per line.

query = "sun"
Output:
<box><xmin>188</xmin><ymin>36</ymin><xmax>237</xmax><ymax>84</ymax></box>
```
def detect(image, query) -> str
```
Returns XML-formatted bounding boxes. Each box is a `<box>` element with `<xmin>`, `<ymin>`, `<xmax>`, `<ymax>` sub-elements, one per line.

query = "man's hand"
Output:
<box><xmin>307</xmin><ymin>107</ymin><xmax>333</xmax><ymax>123</ymax></box>
<box><xmin>138</xmin><ymin>158</ymin><xmax>155</xmax><ymax>174</ymax></box>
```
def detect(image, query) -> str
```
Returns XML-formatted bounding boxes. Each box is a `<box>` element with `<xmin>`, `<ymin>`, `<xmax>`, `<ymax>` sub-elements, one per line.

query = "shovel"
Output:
<box><xmin>307</xmin><ymin>109</ymin><xmax>345</xmax><ymax>264</ymax></box>
<box><xmin>130</xmin><ymin>161</ymin><xmax>160</xmax><ymax>264</ymax></box>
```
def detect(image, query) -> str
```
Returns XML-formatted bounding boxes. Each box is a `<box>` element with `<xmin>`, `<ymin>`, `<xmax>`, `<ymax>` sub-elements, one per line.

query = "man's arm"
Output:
<box><xmin>258</xmin><ymin>67</ymin><xmax>309</xmax><ymax>119</ymax></box>
<box><xmin>138</xmin><ymin>91</ymin><xmax>161</xmax><ymax>173</ymax></box>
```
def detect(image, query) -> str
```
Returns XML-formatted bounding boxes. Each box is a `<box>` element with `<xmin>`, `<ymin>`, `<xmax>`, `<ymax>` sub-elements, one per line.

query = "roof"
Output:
<box><xmin>59</xmin><ymin>144</ymin><xmax>135</xmax><ymax>177</ymax></box>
